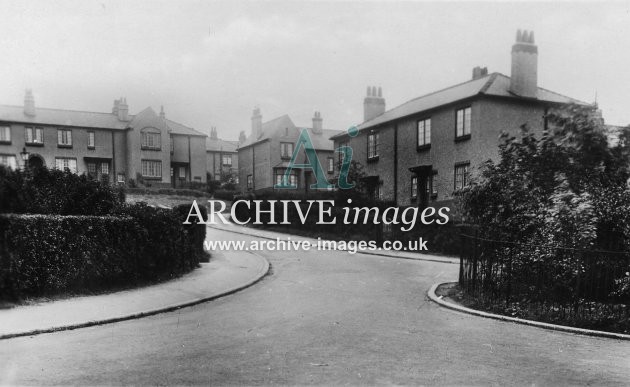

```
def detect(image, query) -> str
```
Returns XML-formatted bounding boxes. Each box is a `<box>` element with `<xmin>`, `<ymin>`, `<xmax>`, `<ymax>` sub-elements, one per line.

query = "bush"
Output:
<box><xmin>0</xmin><ymin>204</ymin><xmax>204</xmax><ymax>301</ymax></box>
<box><xmin>0</xmin><ymin>166</ymin><xmax>124</xmax><ymax>215</ymax></box>
<box><xmin>213</xmin><ymin>189</ymin><xmax>238</xmax><ymax>201</ymax></box>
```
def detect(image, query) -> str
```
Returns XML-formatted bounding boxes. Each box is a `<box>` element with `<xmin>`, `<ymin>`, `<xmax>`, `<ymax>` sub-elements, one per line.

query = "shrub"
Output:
<box><xmin>0</xmin><ymin>166</ymin><xmax>124</xmax><ymax>216</ymax></box>
<box><xmin>213</xmin><ymin>189</ymin><xmax>238</xmax><ymax>201</ymax></box>
<box><xmin>0</xmin><ymin>205</ymin><xmax>202</xmax><ymax>300</ymax></box>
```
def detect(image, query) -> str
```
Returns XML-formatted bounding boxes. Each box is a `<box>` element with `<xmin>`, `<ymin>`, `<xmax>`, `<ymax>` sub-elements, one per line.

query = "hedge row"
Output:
<box><xmin>0</xmin><ymin>203</ymin><xmax>207</xmax><ymax>301</ymax></box>
<box><xmin>0</xmin><ymin>166</ymin><xmax>125</xmax><ymax>215</ymax></box>
<box><xmin>125</xmin><ymin>187</ymin><xmax>209</xmax><ymax>197</ymax></box>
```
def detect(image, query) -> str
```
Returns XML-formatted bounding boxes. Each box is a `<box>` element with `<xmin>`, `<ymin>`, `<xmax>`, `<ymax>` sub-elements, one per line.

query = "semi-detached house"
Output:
<box><xmin>0</xmin><ymin>93</ymin><xmax>208</xmax><ymax>187</ymax></box>
<box><xmin>332</xmin><ymin>30</ymin><xmax>588</xmax><ymax>209</ymax></box>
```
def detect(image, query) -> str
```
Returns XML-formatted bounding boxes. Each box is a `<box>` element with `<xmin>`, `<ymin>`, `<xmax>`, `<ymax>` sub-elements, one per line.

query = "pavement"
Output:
<box><xmin>0</xmin><ymin>242</ymin><xmax>269</xmax><ymax>339</ymax></box>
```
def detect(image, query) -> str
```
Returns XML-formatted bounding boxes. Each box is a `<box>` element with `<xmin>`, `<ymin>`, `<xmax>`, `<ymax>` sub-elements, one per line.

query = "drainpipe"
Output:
<box><xmin>393</xmin><ymin>124</ymin><xmax>398</xmax><ymax>205</ymax></box>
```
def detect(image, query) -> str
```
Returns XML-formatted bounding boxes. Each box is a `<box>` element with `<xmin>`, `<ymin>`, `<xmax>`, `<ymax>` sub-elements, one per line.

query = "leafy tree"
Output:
<box><xmin>461</xmin><ymin>103</ymin><xmax>630</xmax><ymax>251</ymax></box>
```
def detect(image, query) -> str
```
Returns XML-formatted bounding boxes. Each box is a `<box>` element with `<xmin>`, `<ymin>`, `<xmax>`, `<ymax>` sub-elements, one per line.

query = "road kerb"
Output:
<box><xmin>0</xmin><ymin>252</ymin><xmax>270</xmax><ymax>341</ymax></box>
<box><xmin>207</xmin><ymin>224</ymin><xmax>458</xmax><ymax>265</ymax></box>
<box><xmin>427</xmin><ymin>282</ymin><xmax>630</xmax><ymax>341</ymax></box>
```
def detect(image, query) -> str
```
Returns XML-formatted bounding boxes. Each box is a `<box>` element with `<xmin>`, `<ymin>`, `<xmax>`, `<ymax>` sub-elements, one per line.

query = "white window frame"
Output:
<box><xmin>87</xmin><ymin>131</ymin><xmax>95</xmax><ymax>148</ymax></box>
<box><xmin>222</xmin><ymin>154</ymin><xmax>232</xmax><ymax>166</ymax></box>
<box><xmin>141</xmin><ymin>160</ymin><xmax>162</xmax><ymax>178</ymax></box>
<box><xmin>0</xmin><ymin>126</ymin><xmax>10</xmax><ymax>143</ymax></box>
<box><xmin>454</xmin><ymin>163</ymin><xmax>470</xmax><ymax>190</ymax></box>
<box><xmin>0</xmin><ymin>154</ymin><xmax>17</xmax><ymax>169</ymax></box>
<box><xmin>368</xmin><ymin>133</ymin><xmax>379</xmax><ymax>159</ymax></box>
<box><xmin>57</xmin><ymin>129</ymin><xmax>72</xmax><ymax>146</ymax></box>
<box><xmin>456</xmin><ymin>107</ymin><xmax>472</xmax><ymax>138</ymax></box>
<box><xmin>280</xmin><ymin>142</ymin><xmax>294</xmax><ymax>159</ymax></box>
<box><xmin>417</xmin><ymin>118</ymin><xmax>431</xmax><ymax>147</ymax></box>
<box><xmin>55</xmin><ymin>157</ymin><xmax>77</xmax><ymax>173</ymax></box>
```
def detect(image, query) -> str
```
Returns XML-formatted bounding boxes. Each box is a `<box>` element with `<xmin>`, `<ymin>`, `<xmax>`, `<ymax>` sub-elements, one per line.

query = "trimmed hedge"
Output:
<box><xmin>0</xmin><ymin>166</ymin><xmax>125</xmax><ymax>215</ymax></box>
<box><xmin>0</xmin><ymin>203</ymin><xmax>206</xmax><ymax>301</ymax></box>
<box><xmin>125</xmin><ymin>187</ymin><xmax>208</xmax><ymax>197</ymax></box>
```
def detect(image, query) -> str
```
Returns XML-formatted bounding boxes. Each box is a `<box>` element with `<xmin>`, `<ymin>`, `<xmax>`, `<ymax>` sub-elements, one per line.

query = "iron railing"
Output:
<box><xmin>459</xmin><ymin>233</ymin><xmax>630</xmax><ymax>325</ymax></box>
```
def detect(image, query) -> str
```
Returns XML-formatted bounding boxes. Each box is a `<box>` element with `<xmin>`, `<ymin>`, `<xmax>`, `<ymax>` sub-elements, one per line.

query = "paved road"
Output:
<box><xmin>1</xmin><ymin>227</ymin><xmax>629</xmax><ymax>385</ymax></box>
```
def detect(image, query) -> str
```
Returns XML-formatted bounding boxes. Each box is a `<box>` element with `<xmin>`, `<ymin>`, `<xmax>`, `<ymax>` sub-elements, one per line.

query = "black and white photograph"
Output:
<box><xmin>1</xmin><ymin>1</ymin><xmax>629</xmax><ymax>385</ymax></box>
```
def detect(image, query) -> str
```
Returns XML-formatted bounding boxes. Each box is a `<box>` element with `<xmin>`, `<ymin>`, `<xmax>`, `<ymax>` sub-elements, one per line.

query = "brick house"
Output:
<box><xmin>237</xmin><ymin>108</ymin><xmax>342</xmax><ymax>193</ymax></box>
<box><xmin>0</xmin><ymin>92</ymin><xmax>207</xmax><ymax>187</ymax></box>
<box><xmin>331</xmin><ymin>30</ymin><xmax>588</xmax><ymax>208</ymax></box>
<box><xmin>206</xmin><ymin>127</ymin><xmax>239</xmax><ymax>184</ymax></box>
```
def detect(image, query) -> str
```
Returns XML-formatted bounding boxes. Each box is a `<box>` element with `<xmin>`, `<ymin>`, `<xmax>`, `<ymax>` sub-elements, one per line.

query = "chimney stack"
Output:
<box><xmin>113</xmin><ymin>97</ymin><xmax>129</xmax><ymax>121</ymax></box>
<box><xmin>210</xmin><ymin>127</ymin><xmax>218</xmax><ymax>140</ymax></box>
<box><xmin>251</xmin><ymin>107</ymin><xmax>262</xmax><ymax>138</ymax></box>
<box><xmin>312</xmin><ymin>111</ymin><xmax>323</xmax><ymax>134</ymax></box>
<box><xmin>159</xmin><ymin>105</ymin><xmax>165</xmax><ymax>119</ymax></box>
<box><xmin>472</xmin><ymin>66</ymin><xmax>488</xmax><ymax>80</ymax></box>
<box><xmin>238</xmin><ymin>130</ymin><xmax>247</xmax><ymax>144</ymax></box>
<box><xmin>510</xmin><ymin>29</ymin><xmax>538</xmax><ymax>98</ymax></box>
<box><xmin>24</xmin><ymin>89</ymin><xmax>35</xmax><ymax>117</ymax></box>
<box><xmin>363</xmin><ymin>85</ymin><xmax>386</xmax><ymax>122</ymax></box>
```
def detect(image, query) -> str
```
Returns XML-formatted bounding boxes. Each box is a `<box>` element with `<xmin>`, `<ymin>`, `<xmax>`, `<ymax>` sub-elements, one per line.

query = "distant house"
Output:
<box><xmin>237</xmin><ymin>108</ymin><xmax>342</xmax><ymax>193</ymax></box>
<box><xmin>0</xmin><ymin>92</ymin><xmax>207</xmax><ymax>187</ymax></box>
<box><xmin>332</xmin><ymin>30</ymin><xmax>589</xmax><ymax>208</ymax></box>
<box><xmin>206</xmin><ymin>127</ymin><xmax>239</xmax><ymax>183</ymax></box>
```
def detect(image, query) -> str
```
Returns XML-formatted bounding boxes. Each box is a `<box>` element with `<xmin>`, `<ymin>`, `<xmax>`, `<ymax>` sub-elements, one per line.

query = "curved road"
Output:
<box><xmin>1</xmin><ymin>227</ymin><xmax>629</xmax><ymax>385</ymax></box>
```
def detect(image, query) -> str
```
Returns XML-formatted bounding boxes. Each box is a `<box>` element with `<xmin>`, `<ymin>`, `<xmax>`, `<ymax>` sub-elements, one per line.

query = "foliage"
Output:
<box><xmin>0</xmin><ymin>166</ymin><xmax>125</xmax><ymax>216</ymax></box>
<box><xmin>0</xmin><ymin>204</ymin><xmax>204</xmax><ymax>300</ymax></box>
<box><xmin>459</xmin><ymin>104</ymin><xmax>630</xmax><ymax>312</ymax></box>
<box><xmin>461</xmin><ymin>104</ymin><xmax>630</xmax><ymax>251</ymax></box>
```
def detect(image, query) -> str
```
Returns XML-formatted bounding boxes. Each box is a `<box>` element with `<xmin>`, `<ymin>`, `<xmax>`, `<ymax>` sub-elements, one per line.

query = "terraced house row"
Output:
<box><xmin>332</xmin><ymin>30</ymin><xmax>588</xmax><ymax>208</ymax></box>
<box><xmin>0</xmin><ymin>92</ymin><xmax>235</xmax><ymax>187</ymax></box>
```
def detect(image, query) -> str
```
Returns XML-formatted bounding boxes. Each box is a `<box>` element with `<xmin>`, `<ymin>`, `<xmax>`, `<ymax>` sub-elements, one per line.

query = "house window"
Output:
<box><xmin>55</xmin><ymin>157</ymin><xmax>77</xmax><ymax>173</ymax></box>
<box><xmin>417</xmin><ymin>118</ymin><xmax>431</xmax><ymax>148</ymax></box>
<box><xmin>141</xmin><ymin>160</ymin><xmax>162</xmax><ymax>178</ymax></box>
<box><xmin>0</xmin><ymin>126</ymin><xmax>10</xmax><ymax>143</ymax></box>
<box><xmin>141</xmin><ymin>131</ymin><xmax>161</xmax><ymax>150</ymax></box>
<box><xmin>281</xmin><ymin>142</ymin><xmax>294</xmax><ymax>159</ymax></box>
<box><xmin>411</xmin><ymin>176</ymin><xmax>418</xmax><ymax>199</ymax></box>
<box><xmin>247</xmin><ymin>174</ymin><xmax>253</xmax><ymax>189</ymax></box>
<box><xmin>0</xmin><ymin>154</ymin><xmax>17</xmax><ymax>169</ymax></box>
<box><xmin>179</xmin><ymin>166</ymin><xmax>186</xmax><ymax>179</ymax></box>
<box><xmin>327</xmin><ymin>157</ymin><xmax>334</xmax><ymax>173</ymax></box>
<box><xmin>454</xmin><ymin>163</ymin><xmax>470</xmax><ymax>190</ymax></box>
<box><xmin>87</xmin><ymin>131</ymin><xmax>95</xmax><ymax>148</ymax></box>
<box><xmin>426</xmin><ymin>172</ymin><xmax>438</xmax><ymax>198</ymax></box>
<box><xmin>170</xmin><ymin>138</ymin><xmax>174</xmax><ymax>153</ymax></box>
<box><xmin>367</xmin><ymin>133</ymin><xmax>379</xmax><ymax>160</ymax></box>
<box><xmin>376</xmin><ymin>183</ymin><xmax>383</xmax><ymax>200</ymax></box>
<box><xmin>117</xmin><ymin>173</ymin><xmax>125</xmax><ymax>183</ymax></box>
<box><xmin>456</xmin><ymin>107</ymin><xmax>472</xmax><ymax>139</ymax></box>
<box><xmin>101</xmin><ymin>163</ymin><xmax>109</xmax><ymax>175</ymax></box>
<box><xmin>25</xmin><ymin>127</ymin><xmax>43</xmax><ymax>145</ymax></box>
<box><xmin>275</xmin><ymin>169</ymin><xmax>297</xmax><ymax>187</ymax></box>
<box><xmin>57</xmin><ymin>129</ymin><xmax>72</xmax><ymax>147</ymax></box>
<box><xmin>87</xmin><ymin>162</ymin><xmax>97</xmax><ymax>176</ymax></box>
<box><xmin>222</xmin><ymin>154</ymin><xmax>232</xmax><ymax>166</ymax></box>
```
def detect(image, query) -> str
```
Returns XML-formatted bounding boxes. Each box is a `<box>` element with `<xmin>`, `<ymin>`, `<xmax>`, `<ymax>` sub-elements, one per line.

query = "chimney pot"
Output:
<box><xmin>363</xmin><ymin>86</ymin><xmax>386</xmax><ymax>122</ymax></box>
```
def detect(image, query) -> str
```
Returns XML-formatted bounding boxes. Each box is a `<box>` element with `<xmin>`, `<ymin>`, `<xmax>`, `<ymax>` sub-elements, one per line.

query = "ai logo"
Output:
<box><xmin>274</xmin><ymin>126</ymin><xmax>359</xmax><ymax>190</ymax></box>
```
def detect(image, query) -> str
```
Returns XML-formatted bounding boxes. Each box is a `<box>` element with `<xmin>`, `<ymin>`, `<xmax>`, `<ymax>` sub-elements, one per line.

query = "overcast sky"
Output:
<box><xmin>1</xmin><ymin>1</ymin><xmax>629</xmax><ymax>140</ymax></box>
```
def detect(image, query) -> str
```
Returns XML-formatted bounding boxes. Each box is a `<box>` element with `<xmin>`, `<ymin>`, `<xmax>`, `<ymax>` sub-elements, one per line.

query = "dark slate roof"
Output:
<box><xmin>206</xmin><ymin>137</ymin><xmax>239</xmax><ymax>152</ymax></box>
<box><xmin>0</xmin><ymin>104</ymin><xmax>207</xmax><ymax>137</ymax></box>
<box><xmin>331</xmin><ymin>72</ymin><xmax>589</xmax><ymax>138</ymax></box>
<box><xmin>239</xmin><ymin>114</ymin><xmax>342</xmax><ymax>151</ymax></box>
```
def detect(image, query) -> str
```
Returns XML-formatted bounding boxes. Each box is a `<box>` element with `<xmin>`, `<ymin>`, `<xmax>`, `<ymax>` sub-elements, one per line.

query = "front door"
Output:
<box><xmin>87</xmin><ymin>161</ymin><xmax>110</xmax><ymax>184</ymax></box>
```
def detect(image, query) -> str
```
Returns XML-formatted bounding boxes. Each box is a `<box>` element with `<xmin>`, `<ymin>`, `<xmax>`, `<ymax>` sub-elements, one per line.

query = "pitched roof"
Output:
<box><xmin>0</xmin><ymin>104</ymin><xmax>129</xmax><ymax>129</ymax></box>
<box><xmin>129</xmin><ymin>107</ymin><xmax>171</xmax><ymax>132</ymax></box>
<box><xmin>332</xmin><ymin>72</ymin><xmax>589</xmax><ymax>138</ymax></box>
<box><xmin>206</xmin><ymin>137</ymin><xmax>238</xmax><ymax>152</ymax></box>
<box><xmin>0</xmin><ymin>103</ymin><xmax>207</xmax><ymax>138</ymax></box>
<box><xmin>239</xmin><ymin>114</ymin><xmax>342</xmax><ymax>151</ymax></box>
<box><xmin>165</xmin><ymin>118</ymin><xmax>206</xmax><ymax>137</ymax></box>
